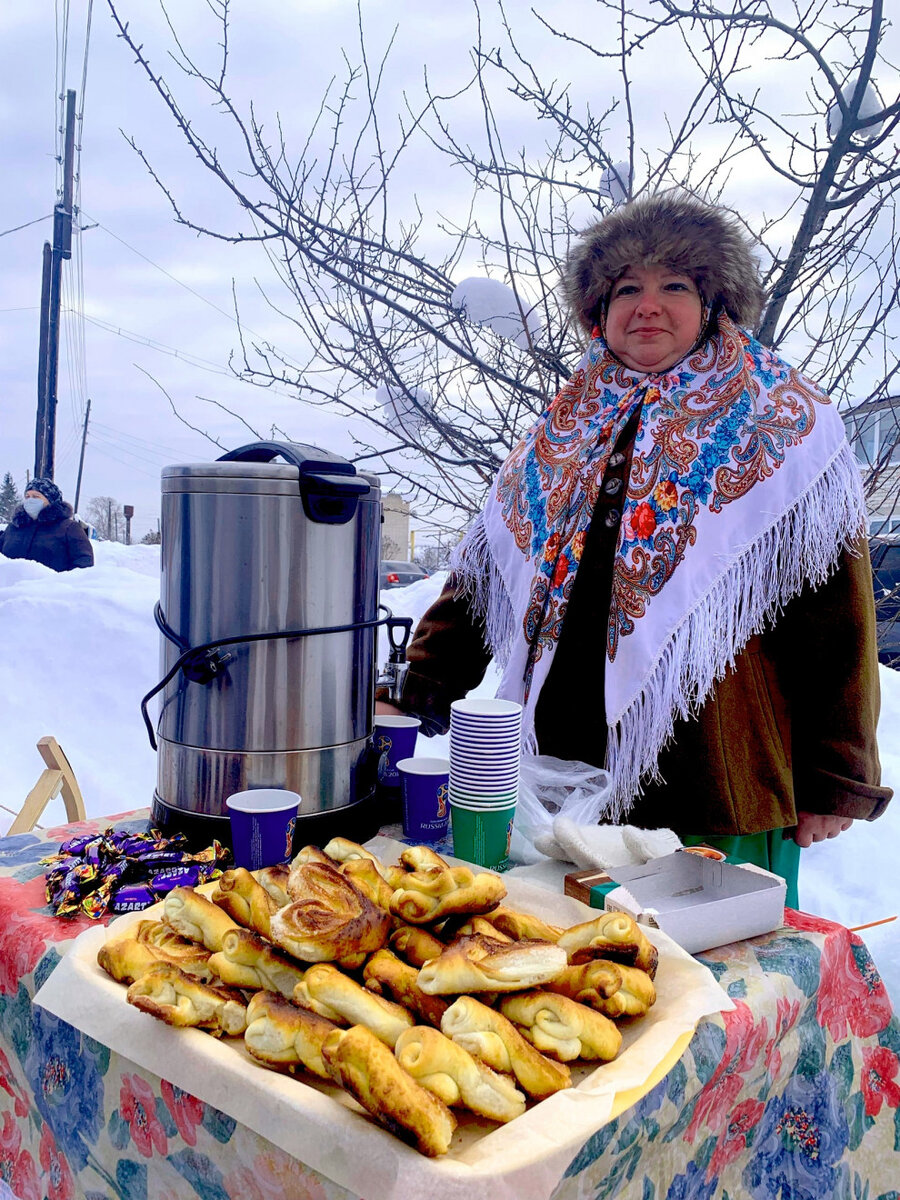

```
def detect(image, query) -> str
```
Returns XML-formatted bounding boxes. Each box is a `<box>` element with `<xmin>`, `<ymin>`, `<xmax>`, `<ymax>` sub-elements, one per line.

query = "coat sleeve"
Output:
<box><xmin>67</xmin><ymin>522</ymin><xmax>95</xmax><ymax>569</ymax></box>
<box><xmin>379</xmin><ymin>575</ymin><xmax>493</xmax><ymax>735</ymax></box>
<box><xmin>772</xmin><ymin>537</ymin><xmax>892</xmax><ymax>821</ymax></box>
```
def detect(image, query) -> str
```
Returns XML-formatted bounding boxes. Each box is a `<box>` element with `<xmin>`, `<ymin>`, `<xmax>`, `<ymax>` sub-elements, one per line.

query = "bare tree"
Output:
<box><xmin>105</xmin><ymin>0</ymin><xmax>899</xmax><ymax>525</ymax></box>
<box><xmin>85</xmin><ymin>495</ymin><xmax>126</xmax><ymax>541</ymax></box>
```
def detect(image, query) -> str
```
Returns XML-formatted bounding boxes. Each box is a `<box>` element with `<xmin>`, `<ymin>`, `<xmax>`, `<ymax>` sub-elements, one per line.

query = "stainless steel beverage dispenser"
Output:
<box><xmin>145</xmin><ymin>441</ymin><xmax>389</xmax><ymax>847</ymax></box>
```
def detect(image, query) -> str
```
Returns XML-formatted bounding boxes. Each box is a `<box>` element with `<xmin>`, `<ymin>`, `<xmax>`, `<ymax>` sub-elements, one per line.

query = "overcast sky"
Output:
<box><xmin>3</xmin><ymin>1</ymin><xmax>473</xmax><ymax>539</ymax></box>
<box><xmin>2</xmin><ymin>3</ymin><xmax>897</xmax><ymax>541</ymax></box>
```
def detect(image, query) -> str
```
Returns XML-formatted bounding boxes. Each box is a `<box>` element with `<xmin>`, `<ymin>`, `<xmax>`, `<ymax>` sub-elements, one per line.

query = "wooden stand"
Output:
<box><xmin>8</xmin><ymin>737</ymin><xmax>86</xmax><ymax>835</ymax></box>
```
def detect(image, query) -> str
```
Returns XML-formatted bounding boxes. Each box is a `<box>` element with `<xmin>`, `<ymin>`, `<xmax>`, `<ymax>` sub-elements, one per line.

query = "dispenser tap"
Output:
<box><xmin>378</xmin><ymin>612</ymin><xmax>414</xmax><ymax>703</ymax></box>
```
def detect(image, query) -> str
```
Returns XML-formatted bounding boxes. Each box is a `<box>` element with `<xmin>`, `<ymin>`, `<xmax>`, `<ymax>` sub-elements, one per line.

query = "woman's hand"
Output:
<box><xmin>788</xmin><ymin>811</ymin><xmax>854</xmax><ymax>848</ymax></box>
<box><xmin>375</xmin><ymin>700</ymin><xmax>405</xmax><ymax>717</ymax></box>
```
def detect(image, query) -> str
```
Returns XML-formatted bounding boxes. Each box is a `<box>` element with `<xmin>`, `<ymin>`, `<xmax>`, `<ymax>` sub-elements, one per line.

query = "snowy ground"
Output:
<box><xmin>1</xmin><ymin>547</ymin><xmax>897</xmax><ymax>1002</ymax></box>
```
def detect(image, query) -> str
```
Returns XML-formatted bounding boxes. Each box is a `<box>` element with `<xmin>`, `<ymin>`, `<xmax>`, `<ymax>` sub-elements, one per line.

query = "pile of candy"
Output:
<box><xmin>43</xmin><ymin>827</ymin><xmax>231</xmax><ymax>919</ymax></box>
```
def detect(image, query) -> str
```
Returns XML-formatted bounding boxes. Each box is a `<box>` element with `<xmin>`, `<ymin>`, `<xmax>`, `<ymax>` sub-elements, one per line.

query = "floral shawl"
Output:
<box><xmin>450</xmin><ymin>313</ymin><xmax>867</xmax><ymax>814</ymax></box>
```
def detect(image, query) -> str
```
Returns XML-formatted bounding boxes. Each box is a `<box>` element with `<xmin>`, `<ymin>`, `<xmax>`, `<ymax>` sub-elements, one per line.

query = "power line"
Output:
<box><xmin>91</xmin><ymin>419</ymin><xmax>196</xmax><ymax>459</ymax></box>
<box><xmin>83</xmin><ymin>213</ymin><xmax>255</xmax><ymax>333</ymax></box>
<box><xmin>0</xmin><ymin>214</ymin><xmax>53</xmax><ymax>239</ymax></box>
<box><xmin>81</xmin><ymin>213</ymin><xmax>304</xmax><ymax>371</ymax></box>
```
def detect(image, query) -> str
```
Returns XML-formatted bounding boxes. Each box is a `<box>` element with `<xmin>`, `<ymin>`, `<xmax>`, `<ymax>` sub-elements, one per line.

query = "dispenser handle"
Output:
<box><xmin>218</xmin><ymin>441</ymin><xmax>370</xmax><ymax>524</ymax></box>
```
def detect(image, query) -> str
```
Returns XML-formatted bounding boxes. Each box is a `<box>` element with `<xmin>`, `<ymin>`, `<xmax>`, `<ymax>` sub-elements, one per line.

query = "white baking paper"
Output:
<box><xmin>34</xmin><ymin>837</ymin><xmax>733</xmax><ymax>1200</ymax></box>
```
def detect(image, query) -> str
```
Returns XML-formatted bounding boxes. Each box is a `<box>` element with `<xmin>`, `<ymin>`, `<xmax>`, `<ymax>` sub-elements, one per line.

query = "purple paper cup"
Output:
<box><xmin>225</xmin><ymin>788</ymin><xmax>301</xmax><ymax>871</ymax></box>
<box><xmin>373</xmin><ymin>716</ymin><xmax>421</xmax><ymax>790</ymax></box>
<box><xmin>397</xmin><ymin>757</ymin><xmax>450</xmax><ymax>842</ymax></box>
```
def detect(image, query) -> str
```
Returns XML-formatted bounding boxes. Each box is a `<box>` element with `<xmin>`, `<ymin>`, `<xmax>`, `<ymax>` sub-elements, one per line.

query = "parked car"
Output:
<box><xmin>380</xmin><ymin>560</ymin><xmax>430</xmax><ymax>589</ymax></box>
<box><xmin>870</xmin><ymin>536</ymin><xmax>900</xmax><ymax>668</ymax></box>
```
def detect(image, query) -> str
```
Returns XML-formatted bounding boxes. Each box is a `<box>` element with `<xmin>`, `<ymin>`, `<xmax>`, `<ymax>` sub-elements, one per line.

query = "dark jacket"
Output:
<box><xmin>0</xmin><ymin>499</ymin><xmax>94</xmax><ymax>572</ymax></box>
<box><xmin>391</xmin><ymin>415</ymin><xmax>891</xmax><ymax>837</ymax></box>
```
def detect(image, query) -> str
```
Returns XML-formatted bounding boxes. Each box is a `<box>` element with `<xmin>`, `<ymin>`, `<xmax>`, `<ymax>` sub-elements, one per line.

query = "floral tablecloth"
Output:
<box><xmin>1</xmin><ymin>811</ymin><xmax>898</xmax><ymax>1200</ymax></box>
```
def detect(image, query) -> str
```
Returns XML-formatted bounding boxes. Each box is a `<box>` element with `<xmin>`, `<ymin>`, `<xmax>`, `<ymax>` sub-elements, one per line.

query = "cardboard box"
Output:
<box><xmin>564</xmin><ymin>866</ymin><xmax>616</xmax><ymax>907</ymax></box>
<box><xmin>601</xmin><ymin>851</ymin><xmax>786</xmax><ymax>955</ymax></box>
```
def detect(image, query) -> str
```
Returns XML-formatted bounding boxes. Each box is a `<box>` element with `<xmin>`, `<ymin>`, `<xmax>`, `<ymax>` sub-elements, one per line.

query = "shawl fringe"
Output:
<box><xmin>450</xmin><ymin>510</ymin><xmax>517</xmax><ymax>664</ymax></box>
<box><xmin>453</xmin><ymin>441</ymin><xmax>867</xmax><ymax>820</ymax></box>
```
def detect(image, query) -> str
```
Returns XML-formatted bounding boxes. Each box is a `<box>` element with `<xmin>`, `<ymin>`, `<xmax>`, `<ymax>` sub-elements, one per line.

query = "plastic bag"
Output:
<box><xmin>510</xmin><ymin>754</ymin><xmax>613</xmax><ymax>865</ymax></box>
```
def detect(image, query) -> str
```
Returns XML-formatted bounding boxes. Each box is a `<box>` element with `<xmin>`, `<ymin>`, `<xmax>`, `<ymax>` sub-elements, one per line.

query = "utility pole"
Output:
<box><xmin>73</xmin><ymin>397</ymin><xmax>91</xmax><ymax>513</ymax></box>
<box><xmin>34</xmin><ymin>245</ymin><xmax>52</xmax><ymax>478</ymax></box>
<box><xmin>35</xmin><ymin>89</ymin><xmax>76</xmax><ymax>480</ymax></box>
<box><xmin>124</xmin><ymin>505</ymin><xmax>134</xmax><ymax>546</ymax></box>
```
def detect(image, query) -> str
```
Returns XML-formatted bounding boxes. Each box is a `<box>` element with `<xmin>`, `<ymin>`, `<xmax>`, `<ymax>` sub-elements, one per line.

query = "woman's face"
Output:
<box><xmin>604</xmin><ymin>264</ymin><xmax>703</xmax><ymax>373</ymax></box>
<box><xmin>24</xmin><ymin>490</ymin><xmax>48</xmax><ymax>507</ymax></box>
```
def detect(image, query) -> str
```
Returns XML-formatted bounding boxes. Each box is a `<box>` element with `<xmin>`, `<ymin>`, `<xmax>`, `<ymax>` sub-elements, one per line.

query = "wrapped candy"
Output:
<box><xmin>42</xmin><ymin>826</ymin><xmax>231</xmax><ymax>919</ymax></box>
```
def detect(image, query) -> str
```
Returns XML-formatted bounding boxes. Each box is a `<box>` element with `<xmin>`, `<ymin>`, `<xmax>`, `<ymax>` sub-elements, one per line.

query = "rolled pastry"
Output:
<box><xmin>126</xmin><ymin>963</ymin><xmax>247</xmax><ymax>1036</ymax></box>
<box><xmin>488</xmin><ymin>906</ymin><xmax>564</xmax><ymax>944</ymax></box>
<box><xmin>322</xmin><ymin>1024</ymin><xmax>456</xmax><ymax>1157</ymax></box>
<box><xmin>163</xmin><ymin>886</ymin><xmax>240</xmax><ymax>952</ymax></box>
<box><xmin>212</xmin><ymin>867</ymin><xmax>278</xmax><ymax>938</ymax></box>
<box><xmin>557</xmin><ymin>912</ymin><xmax>658</xmax><ymax>977</ymax></box>
<box><xmin>545</xmin><ymin>960</ymin><xmax>656</xmax><ymax>1018</ymax></box>
<box><xmin>499</xmin><ymin>991</ymin><xmax>622</xmax><ymax>1062</ymax></box>
<box><xmin>440</xmin><ymin>996</ymin><xmax>571</xmax><ymax>1098</ymax></box>
<box><xmin>400</xmin><ymin>846</ymin><xmax>450</xmax><ymax>872</ymax></box>
<box><xmin>363</xmin><ymin>949</ymin><xmax>449</xmax><ymax>1028</ymax></box>
<box><xmin>207</xmin><ymin>927</ymin><xmax>308</xmax><ymax>998</ymax></box>
<box><xmin>389</xmin><ymin>925</ymin><xmax>446</xmax><ymax>968</ymax></box>
<box><xmin>253</xmin><ymin>863</ymin><xmax>291</xmax><ymax>908</ymax></box>
<box><xmin>291</xmin><ymin>845</ymin><xmax>336</xmax><ymax>867</ymax></box>
<box><xmin>294</xmin><ymin>963</ymin><xmax>415</xmax><ymax>1047</ymax></box>
<box><xmin>244</xmin><ymin>990</ymin><xmax>339</xmax><ymax>1079</ymax></box>
<box><xmin>321</xmin><ymin>837</ymin><xmax>392</xmax><ymax>881</ymax></box>
<box><xmin>444</xmin><ymin>915</ymin><xmax>513</xmax><ymax>943</ymax></box>
<box><xmin>418</xmin><ymin>935</ymin><xmax>567</xmax><ymax>994</ymax></box>
<box><xmin>98</xmin><ymin>937</ymin><xmax>169</xmax><ymax>985</ymax></box>
<box><xmin>390</xmin><ymin>866</ymin><xmax>507</xmax><ymax>925</ymax></box>
<box><xmin>97</xmin><ymin>921</ymin><xmax>214</xmax><ymax>988</ymax></box>
<box><xmin>339</xmin><ymin>858</ymin><xmax>396</xmax><ymax>912</ymax></box>
<box><xmin>271</xmin><ymin>862</ymin><xmax>390</xmax><ymax>967</ymax></box>
<box><xmin>395</xmin><ymin>1026</ymin><xmax>526</xmax><ymax>1122</ymax></box>
<box><xmin>118</xmin><ymin>920</ymin><xmax>213</xmax><ymax>980</ymax></box>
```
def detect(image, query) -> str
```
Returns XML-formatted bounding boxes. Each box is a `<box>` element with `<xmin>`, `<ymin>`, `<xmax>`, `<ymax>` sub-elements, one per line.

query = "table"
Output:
<box><xmin>2</xmin><ymin>811</ymin><xmax>898</xmax><ymax>1200</ymax></box>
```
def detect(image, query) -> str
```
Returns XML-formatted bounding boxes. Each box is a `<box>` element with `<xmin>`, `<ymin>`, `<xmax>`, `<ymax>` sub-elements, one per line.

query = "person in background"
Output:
<box><xmin>377</xmin><ymin>191</ymin><xmax>891</xmax><ymax>907</ymax></box>
<box><xmin>0</xmin><ymin>477</ymin><xmax>94</xmax><ymax>572</ymax></box>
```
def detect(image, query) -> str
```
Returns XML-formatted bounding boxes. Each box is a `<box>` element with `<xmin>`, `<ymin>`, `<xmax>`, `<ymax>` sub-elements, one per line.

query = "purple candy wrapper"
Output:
<box><xmin>110</xmin><ymin>884</ymin><xmax>159</xmax><ymax>912</ymax></box>
<box><xmin>42</xmin><ymin>825</ymin><xmax>231</xmax><ymax>919</ymax></box>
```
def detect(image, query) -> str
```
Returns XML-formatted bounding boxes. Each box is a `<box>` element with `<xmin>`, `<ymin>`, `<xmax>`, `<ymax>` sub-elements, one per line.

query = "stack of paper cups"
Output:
<box><xmin>448</xmin><ymin>698</ymin><xmax>522</xmax><ymax>868</ymax></box>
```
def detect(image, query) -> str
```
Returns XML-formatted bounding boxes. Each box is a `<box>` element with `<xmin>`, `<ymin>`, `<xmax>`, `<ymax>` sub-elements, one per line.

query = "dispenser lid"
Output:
<box><xmin>162</xmin><ymin>442</ymin><xmax>380</xmax><ymax>524</ymax></box>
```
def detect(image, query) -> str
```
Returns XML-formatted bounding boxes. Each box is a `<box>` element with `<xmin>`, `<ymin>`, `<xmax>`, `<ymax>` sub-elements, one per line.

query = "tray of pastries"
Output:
<box><xmin>35</xmin><ymin>836</ymin><xmax>731</xmax><ymax>1200</ymax></box>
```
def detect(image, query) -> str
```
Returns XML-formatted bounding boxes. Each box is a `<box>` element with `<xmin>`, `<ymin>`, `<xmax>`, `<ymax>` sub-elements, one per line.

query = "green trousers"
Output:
<box><xmin>682</xmin><ymin>830</ymin><xmax>801</xmax><ymax>909</ymax></box>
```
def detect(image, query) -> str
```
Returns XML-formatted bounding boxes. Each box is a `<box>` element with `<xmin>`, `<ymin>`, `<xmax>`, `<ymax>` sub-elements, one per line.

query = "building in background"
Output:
<box><xmin>843</xmin><ymin>396</ymin><xmax>900</xmax><ymax>536</ymax></box>
<box><xmin>382</xmin><ymin>492</ymin><xmax>410</xmax><ymax>559</ymax></box>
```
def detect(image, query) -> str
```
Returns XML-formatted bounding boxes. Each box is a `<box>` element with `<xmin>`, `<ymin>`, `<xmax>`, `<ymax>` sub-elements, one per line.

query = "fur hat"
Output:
<box><xmin>27</xmin><ymin>477</ymin><xmax>64</xmax><ymax>507</ymax></box>
<box><xmin>562</xmin><ymin>191</ymin><xmax>766</xmax><ymax>336</ymax></box>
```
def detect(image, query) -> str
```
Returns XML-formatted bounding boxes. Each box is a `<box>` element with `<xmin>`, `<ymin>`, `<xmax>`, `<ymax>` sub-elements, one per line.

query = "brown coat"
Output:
<box><xmin>391</xmin><ymin>417</ymin><xmax>891</xmax><ymax>837</ymax></box>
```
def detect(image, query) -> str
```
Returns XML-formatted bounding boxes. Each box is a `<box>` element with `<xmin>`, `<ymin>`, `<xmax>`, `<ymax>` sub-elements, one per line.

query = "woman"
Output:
<box><xmin>0</xmin><ymin>477</ymin><xmax>94</xmax><ymax>572</ymax></box>
<box><xmin>378</xmin><ymin>192</ymin><xmax>890</xmax><ymax>904</ymax></box>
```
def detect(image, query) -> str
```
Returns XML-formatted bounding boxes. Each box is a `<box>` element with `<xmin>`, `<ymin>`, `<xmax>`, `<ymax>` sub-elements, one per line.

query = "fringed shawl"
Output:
<box><xmin>450</xmin><ymin>314</ymin><xmax>867</xmax><ymax>816</ymax></box>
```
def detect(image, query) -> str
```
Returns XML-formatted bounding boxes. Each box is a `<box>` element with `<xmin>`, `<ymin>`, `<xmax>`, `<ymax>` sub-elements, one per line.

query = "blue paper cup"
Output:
<box><xmin>373</xmin><ymin>716</ymin><xmax>421</xmax><ymax>791</ymax></box>
<box><xmin>397</xmin><ymin>757</ymin><xmax>450</xmax><ymax>842</ymax></box>
<box><xmin>225</xmin><ymin>788</ymin><xmax>301</xmax><ymax>871</ymax></box>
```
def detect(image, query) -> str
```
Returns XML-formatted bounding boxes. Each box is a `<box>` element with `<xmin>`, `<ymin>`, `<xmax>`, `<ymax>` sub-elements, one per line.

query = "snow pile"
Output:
<box><xmin>827</xmin><ymin>78</ymin><xmax>885</xmax><ymax>142</ymax></box>
<box><xmin>1</xmin><ymin>553</ymin><xmax>897</xmax><ymax>1001</ymax></box>
<box><xmin>376</xmin><ymin>382</ymin><xmax>434</xmax><ymax>434</ymax></box>
<box><xmin>450</xmin><ymin>277</ymin><xmax>542</xmax><ymax>349</ymax></box>
<box><xmin>0</xmin><ymin>543</ymin><xmax>161</xmax><ymax>831</ymax></box>
<box><xmin>598</xmin><ymin>160</ymin><xmax>632</xmax><ymax>205</ymax></box>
